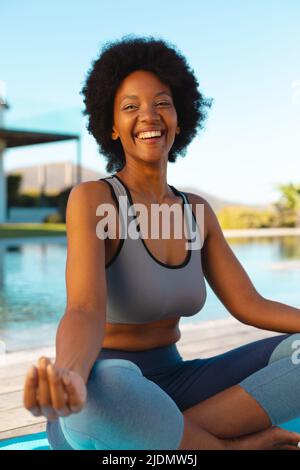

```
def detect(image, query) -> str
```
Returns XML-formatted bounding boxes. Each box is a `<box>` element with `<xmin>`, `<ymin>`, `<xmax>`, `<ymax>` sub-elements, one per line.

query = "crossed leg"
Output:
<box><xmin>182</xmin><ymin>383</ymin><xmax>271</xmax><ymax>440</ymax></box>
<box><xmin>47</xmin><ymin>333</ymin><xmax>300</xmax><ymax>450</ymax></box>
<box><xmin>179</xmin><ymin>333</ymin><xmax>300</xmax><ymax>441</ymax></box>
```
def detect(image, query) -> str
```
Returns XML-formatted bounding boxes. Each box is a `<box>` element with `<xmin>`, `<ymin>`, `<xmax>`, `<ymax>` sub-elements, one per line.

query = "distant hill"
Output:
<box><xmin>6</xmin><ymin>162</ymin><xmax>104</xmax><ymax>195</ymax></box>
<box><xmin>6</xmin><ymin>161</ymin><xmax>265</xmax><ymax>212</ymax></box>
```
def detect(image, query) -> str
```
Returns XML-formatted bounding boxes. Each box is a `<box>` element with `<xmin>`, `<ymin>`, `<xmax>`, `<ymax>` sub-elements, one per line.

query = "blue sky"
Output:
<box><xmin>1</xmin><ymin>0</ymin><xmax>300</xmax><ymax>204</ymax></box>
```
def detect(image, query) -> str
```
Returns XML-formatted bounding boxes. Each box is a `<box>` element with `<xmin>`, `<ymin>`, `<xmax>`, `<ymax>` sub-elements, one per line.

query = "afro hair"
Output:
<box><xmin>81</xmin><ymin>34</ymin><xmax>213</xmax><ymax>173</ymax></box>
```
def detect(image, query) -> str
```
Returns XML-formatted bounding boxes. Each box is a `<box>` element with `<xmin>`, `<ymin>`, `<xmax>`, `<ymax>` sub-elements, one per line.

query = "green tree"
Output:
<box><xmin>7</xmin><ymin>174</ymin><xmax>22</xmax><ymax>207</ymax></box>
<box><xmin>274</xmin><ymin>183</ymin><xmax>300</xmax><ymax>227</ymax></box>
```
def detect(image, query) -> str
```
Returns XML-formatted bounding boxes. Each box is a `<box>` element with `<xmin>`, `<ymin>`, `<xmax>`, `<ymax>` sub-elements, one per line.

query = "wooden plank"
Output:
<box><xmin>181</xmin><ymin>319</ymin><xmax>282</xmax><ymax>357</ymax></box>
<box><xmin>0</xmin><ymin>375</ymin><xmax>29</xmax><ymax>395</ymax></box>
<box><xmin>0</xmin><ymin>362</ymin><xmax>29</xmax><ymax>380</ymax></box>
<box><xmin>179</xmin><ymin>317</ymin><xmax>280</xmax><ymax>341</ymax></box>
<box><xmin>0</xmin><ymin>422</ymin><xmax>47</xmax><ymax>441</ymax></box>
<box><xmin>0</xmin><ymin>346</ymin><xmax>55</xmax><ymax>367</ymax></box>
<box><xmin>179</xmin><ymin>328</ymin><xmax>280</xmax><ymax>350</ymax></box>
<box><xmin>0</xmin><ymin>360</ymin><xmax>49</xmax><ymax>380</ymax></box>
<box><xmin>0</xmin><ymin>391</ymin><xmax>23</xmax><ymax>412</ymax></box>
<box><xmin>0</xmin><ymin>407</ymin><xmax>46</xmax><ymax>433</ymax></box>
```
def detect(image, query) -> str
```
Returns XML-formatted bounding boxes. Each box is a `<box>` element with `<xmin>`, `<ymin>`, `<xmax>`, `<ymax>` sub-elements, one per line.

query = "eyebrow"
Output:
<box><xmin>120</xmin><ymin>91</ymin><xmax>172</xmax><ymax>103</ymax></box>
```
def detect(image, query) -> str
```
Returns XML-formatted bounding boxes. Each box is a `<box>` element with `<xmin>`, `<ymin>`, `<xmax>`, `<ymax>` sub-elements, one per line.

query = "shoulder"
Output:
<box><xmin>183</xmin><ymin>191</ymin><xmax>218</xmax><ymax>244</ymax></box>
<box><xmin>66</xmin><ymin>180</ymin><xmax>116</xmax><ymax>229</ymax></box>
<box><xmin>68</xmin><ymin>179</ymin><xmax>112</xmax><ymax>202</ymax></box>
<box><xmin>67</xmin><ymin>179</ymin><xmax>115</xmax><ymax>213</ymax></box>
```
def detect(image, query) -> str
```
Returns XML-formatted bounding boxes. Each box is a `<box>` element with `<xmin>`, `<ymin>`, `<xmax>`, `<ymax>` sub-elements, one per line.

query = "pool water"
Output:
<box><xmin>0</xmin><ymin>236</ymin><xmax>299</xmax><ymax>351</ymax></box>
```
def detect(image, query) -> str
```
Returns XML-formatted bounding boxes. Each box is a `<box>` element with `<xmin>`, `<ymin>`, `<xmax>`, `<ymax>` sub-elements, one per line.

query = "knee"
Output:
<box><xmin>59</xmin><ymin>358</ymin><xmax>144</xmax><ymax>448</ymax></box>
<box><xmin>73</xmin><ymin>359</ymin><xmax>143</xmax><ymax>416</ymax></box>
<box><xmin>268</xmin><ymin>333</ymin><xmax>300</xmax><ymax>365</ymax></box>
<box><xmin>88</xmin><ymin>358</ymin><xmax>143</xmax><ymax>391</ymax></box>
<box><xmin>81</xmin><ymin>358</ymin><xmax>142</xmax><ymax>409</ymax></box>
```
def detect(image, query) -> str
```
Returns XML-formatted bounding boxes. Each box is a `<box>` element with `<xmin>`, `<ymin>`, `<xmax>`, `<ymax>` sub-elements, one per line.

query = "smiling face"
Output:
<box><xmin>111</xmin><ymin>70</ymin><xmax>180</xmax><ymax>166</ymax></box>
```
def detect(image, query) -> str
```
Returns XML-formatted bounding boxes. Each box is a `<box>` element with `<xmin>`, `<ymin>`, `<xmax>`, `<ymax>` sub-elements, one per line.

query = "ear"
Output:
<box><xmin>111</xmin><ymin>125</ymin><xmax>119</xmax><ymax>140</ymax></box>
<box><xmin>175</xmin><ymin>125</ymin><xmax>180</xmax><ymax>135</ymax></box>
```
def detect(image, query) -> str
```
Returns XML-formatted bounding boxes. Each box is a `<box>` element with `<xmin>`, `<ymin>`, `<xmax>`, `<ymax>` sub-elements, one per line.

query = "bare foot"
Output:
<box><xmin>224</xmin><ymin>426</ymin><xmax>300</xmax><ymax>450</ymax></box>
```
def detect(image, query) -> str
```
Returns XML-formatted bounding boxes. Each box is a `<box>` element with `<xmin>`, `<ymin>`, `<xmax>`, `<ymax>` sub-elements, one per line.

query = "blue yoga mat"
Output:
<box><xmin>0</xmin><ymin>419</ymin><xmax>299</xmax><ymax>450</ymax></box>
<box><xmin>0</xmin><ymin>432</ymin><xmax>50</xmax><ymax>450</ymax></box>
<box><xmin>280</xmin><ymin>417</ymin><xmax>300</xmax><ymax>433</ymax></box>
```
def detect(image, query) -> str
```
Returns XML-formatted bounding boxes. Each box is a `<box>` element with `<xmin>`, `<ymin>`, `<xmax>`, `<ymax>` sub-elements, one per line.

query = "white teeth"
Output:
<box><xmin>137</xmin><ymin>130</ymin><xmax>162</xmax><ymax>139</ymax></box>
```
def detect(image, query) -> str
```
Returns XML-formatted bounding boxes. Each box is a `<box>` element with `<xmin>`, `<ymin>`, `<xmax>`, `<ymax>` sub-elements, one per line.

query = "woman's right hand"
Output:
<box><xmin>223</xmin><ymin>426</ymin><xmax>300</xmax><ymax>450</ymax></box>
<box><xmin>23</xmin><ymin>356</ymin><xmax>87</xmax><ymax>422</ymax></box>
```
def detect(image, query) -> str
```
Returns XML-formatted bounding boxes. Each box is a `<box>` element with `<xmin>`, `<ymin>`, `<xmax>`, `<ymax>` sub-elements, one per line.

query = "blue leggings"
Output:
<box><xmin>46</xmin><ymin>332</ymin><xmax>300</xmax><ymax>450</ymax></box>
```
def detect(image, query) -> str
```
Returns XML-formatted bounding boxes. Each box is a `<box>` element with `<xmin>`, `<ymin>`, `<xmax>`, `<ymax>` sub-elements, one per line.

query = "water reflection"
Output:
<box><xmin>0</xmin><ymin>235</ymin><xmax>299</xmax><ymax>351</ymax></box>
<box><xmin>230</xmin><ymin>236</ymin><xmax>300</xmax><ymax>260</ymax></box>
<box><xmin>0</xmin><ymin>239</ymin><xmax>66</xmax><ymax>329</ymax></box>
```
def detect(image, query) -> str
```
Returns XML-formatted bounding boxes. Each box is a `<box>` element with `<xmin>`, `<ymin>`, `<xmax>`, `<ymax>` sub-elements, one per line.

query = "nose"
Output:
<box><xmin>138</xmin><ymin>103</ymin><xmax>161</xmax><ymax>122</ymax></box>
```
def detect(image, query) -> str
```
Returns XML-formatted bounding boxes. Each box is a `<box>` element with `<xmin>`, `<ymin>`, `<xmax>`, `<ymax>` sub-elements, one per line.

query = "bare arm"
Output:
<box><xmin>187</xmin><ymin>193</ymin><xmax>300</xmax><ymax>332</ymax></box>
<box><xmin>241</xmin><ymin>298</ymin><xmax>300</xmax><ymax>333</ymax></box>
<box><xmin>54</xmin><ymin>181</ymin><xmax>108</xmax><ymax>384</ymax></box>
<box><xmin>54</xmin><ymin>309</ymin><xmax>106</xmax><ymax>385</ymax></box>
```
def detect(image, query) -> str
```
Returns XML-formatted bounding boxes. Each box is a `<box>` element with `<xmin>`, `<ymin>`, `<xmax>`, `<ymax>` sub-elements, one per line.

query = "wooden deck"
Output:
<box><xmin>0</xmin><ymin>317</ymin><xmax>282</xmax><ymax>441</ymax></box>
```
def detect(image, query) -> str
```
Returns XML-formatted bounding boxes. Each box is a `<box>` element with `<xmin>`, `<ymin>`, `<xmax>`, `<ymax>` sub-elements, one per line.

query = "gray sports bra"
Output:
<box><xmin>100</xmin><ymin>174</ymin><xmax>207</xmax><ymax>324</ymax></box>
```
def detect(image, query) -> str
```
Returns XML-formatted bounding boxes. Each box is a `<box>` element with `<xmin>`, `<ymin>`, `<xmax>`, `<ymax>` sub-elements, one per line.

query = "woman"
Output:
<box><xmin>23</xmin><ymin>36</ymin><xmax>300</xmax><ymax>450</ymax></box>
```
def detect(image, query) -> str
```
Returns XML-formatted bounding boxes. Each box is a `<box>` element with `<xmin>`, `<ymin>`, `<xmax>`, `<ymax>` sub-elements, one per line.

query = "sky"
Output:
<box><xmin>1</xmin><ymin>0</ymin><xmax>300</xmax><ymax>204</ymax></box>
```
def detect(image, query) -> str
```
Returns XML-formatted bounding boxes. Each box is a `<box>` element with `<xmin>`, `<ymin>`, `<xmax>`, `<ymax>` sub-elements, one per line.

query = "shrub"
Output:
<box><xmin>43</xmin><ymin>212</ymin><xmax>64</xmax><ymax>223</ymax></box>
<box><xmin>217</xmin><ymin>206</ymin><xmax>279</xmax><ymax>229</ymax></box>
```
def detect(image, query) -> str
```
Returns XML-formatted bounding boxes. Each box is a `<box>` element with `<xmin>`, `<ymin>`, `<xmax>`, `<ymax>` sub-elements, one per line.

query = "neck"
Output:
<box><xmin>116</xmin><ymin>162</ymin><xmax>172</xmax><ymax>203</ymax></box>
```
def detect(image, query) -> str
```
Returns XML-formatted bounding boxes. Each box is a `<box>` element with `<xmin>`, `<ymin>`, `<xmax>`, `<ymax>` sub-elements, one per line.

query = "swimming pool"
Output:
<box><xmin>0</xmin><ymin>235</ymin><xmax>299</xmax><ymax>351</ymax></box>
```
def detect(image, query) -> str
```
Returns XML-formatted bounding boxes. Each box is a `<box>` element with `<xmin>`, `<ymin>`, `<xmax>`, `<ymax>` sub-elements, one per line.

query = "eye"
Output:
<box><xmin>123</xmin><ymin>101</ymin><xmax>171</xmax><ymax>111</ymax></box>
<box><xmin>123</xmin><ymin>104</ymin><xmax>137</xmax><ymax>110</ymax></box>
